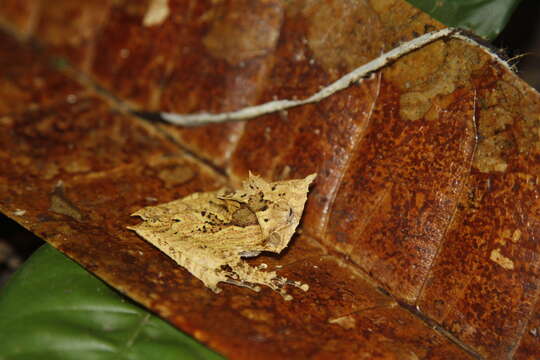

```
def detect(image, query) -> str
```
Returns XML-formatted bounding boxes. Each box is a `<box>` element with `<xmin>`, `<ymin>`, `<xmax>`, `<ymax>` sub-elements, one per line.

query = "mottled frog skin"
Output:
<box><xmin>129</xmin><ymin>173</ymin><xmax>315</xmax><ymax>298</ymax></box>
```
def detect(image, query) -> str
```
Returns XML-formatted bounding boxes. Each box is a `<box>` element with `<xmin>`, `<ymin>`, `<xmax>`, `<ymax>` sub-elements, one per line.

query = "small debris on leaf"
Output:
<box><xmin>143</xmin><ymin>0</ymin><xmax>170</xmax><ymax>27</ymax></box>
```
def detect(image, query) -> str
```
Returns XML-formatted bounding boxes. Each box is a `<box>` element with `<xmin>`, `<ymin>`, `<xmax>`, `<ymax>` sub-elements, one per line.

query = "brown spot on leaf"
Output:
<box><xmin>203</xmin><ymin>0</ymin><xmax>283</xmax><ymax>66</ymax></box>
<box><xmin>329</xmin><ymin>314</ymin><xmax>356</xmax><ymax>329</ymax></box>
<box><xmin>304</xmin><ymin>0</ymin><xmax>383</xmax><ymax>76</ymax></box>
<box><xmin>385</xmin><ymin>40</ymin><xmax>484</xmax><ymax>121</ymax></box>
<box><xmin>489</xmin><ymin>248</ymin><xmax>514</xmax><ymax>270</ymax></box>
<box><xmin>49</xmin><ymin>183</ymin><xmax>85</xmax><ymax>221</ymax></box>
<box><xmin>157</xmin><ymin>165</ymin><xmax>195</xmax><ymax>188</ymax></box>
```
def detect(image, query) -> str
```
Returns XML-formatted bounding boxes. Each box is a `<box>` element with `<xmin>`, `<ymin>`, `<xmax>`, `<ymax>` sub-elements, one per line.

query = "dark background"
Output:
<box><xmin>494</xmin><ymin>0</ymin><xmax>540</xmax><ymax>90</ymax></box>
<box><xmin>1</xmin><ymin>0</ymin><xmax>540</xmax><ymax>287</ymax></box>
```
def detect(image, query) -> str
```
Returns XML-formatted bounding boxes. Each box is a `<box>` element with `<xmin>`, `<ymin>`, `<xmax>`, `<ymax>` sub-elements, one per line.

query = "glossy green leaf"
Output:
<box><xmin>406</xmin><ymin>0</ymin><xmax>522</xmax><ymax>40</ymax></box>
<box><xmin>0</xmin><ymin>244</ymin><xmax>225</xmax><ymax>360</ymax></box>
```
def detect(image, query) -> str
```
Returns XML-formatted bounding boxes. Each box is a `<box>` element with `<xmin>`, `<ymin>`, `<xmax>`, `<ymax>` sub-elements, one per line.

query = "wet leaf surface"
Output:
<box><xmin>0</xmin><ymin>1</ymin><xmax>539</xmax><ymax>359</ymax></box>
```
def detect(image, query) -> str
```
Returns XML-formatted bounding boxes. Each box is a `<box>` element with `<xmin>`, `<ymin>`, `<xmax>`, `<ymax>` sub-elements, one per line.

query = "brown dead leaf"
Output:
<box><xmin>0</xmin><ymin>0</ymin><xmax>539</xmax><ymax>359</ymax></box>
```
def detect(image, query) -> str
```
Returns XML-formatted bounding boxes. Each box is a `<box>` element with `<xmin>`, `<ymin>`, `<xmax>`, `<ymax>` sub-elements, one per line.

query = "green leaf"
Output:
<box><xmin>0</xmin><ymin>244</ymin><xmax>225</xmax><ymax>360</ymax></box>
<box><xmin>406</xmin><ymin>0</ymin><xmax>523</xmax><ymax>40</ymax></box>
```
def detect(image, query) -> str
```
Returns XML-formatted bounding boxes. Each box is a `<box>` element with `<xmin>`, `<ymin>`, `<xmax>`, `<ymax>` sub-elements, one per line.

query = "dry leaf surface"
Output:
<box><xmin>0</xmin><ymin>0</ymin><xmax>540</xmax><ymax>359</ymax></box>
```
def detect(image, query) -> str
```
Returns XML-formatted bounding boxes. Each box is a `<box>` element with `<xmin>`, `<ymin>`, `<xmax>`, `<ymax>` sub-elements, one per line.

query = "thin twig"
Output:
<box><xmin>160</xmin><ymin>28</ymin><xmax>511</xmax><ymax>127</ymax></box>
